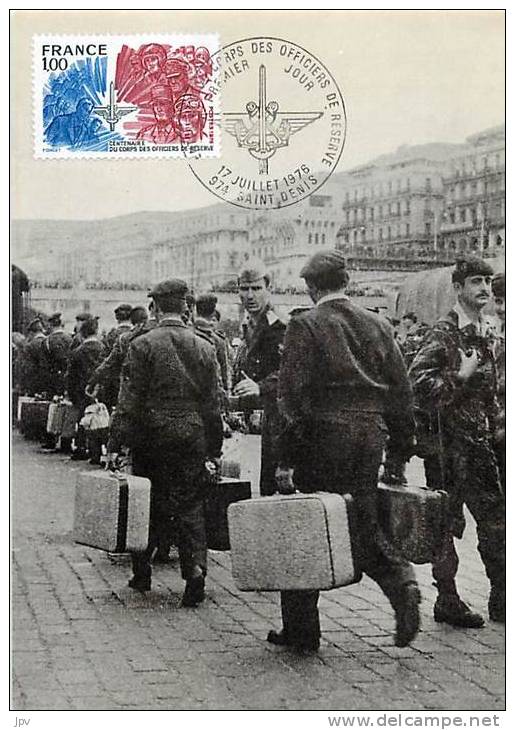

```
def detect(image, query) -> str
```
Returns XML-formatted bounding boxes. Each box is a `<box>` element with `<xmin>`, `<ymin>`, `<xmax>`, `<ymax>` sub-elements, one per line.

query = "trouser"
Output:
<box><xmin>279</xmin><ymin>412</ymin><xmax>416</xmax><ymax>644</ymax></box>
<box><xmin>427</xmin><ymin>439</ymin><xmax>505</xmax><ymax>595</ymax></box>
<box><xmin>259</xmin><ymin>405</ymin><xmax>282</xmax><ymax>497</ymax></box>
<box><xmin>131</xmin><ymin>437</ymin><xmax>208</xmax><ymax>581</ymax></box>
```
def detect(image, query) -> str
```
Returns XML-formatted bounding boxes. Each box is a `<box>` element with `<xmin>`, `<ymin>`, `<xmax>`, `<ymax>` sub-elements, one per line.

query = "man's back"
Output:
<box><xmin>280</xmin><ymin>298</ymin><xmax>412</xmax><ymax>423</ymax></box>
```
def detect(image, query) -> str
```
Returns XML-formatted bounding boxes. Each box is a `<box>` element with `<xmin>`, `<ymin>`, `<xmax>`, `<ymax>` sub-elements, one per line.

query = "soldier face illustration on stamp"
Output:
<box><xmin>33</xmin><ymin>35</ymin><xmax>220</xmax><ymax>158</ymax></box>
<box><xmin>187</xmin><ymin>36</ymin><xmax>347</xmax><ymax>209</ymax></box>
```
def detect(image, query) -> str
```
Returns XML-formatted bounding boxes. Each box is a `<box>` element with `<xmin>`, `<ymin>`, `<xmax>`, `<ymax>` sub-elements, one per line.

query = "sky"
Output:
<box><xmin>11</xmin><ymin>9</ymin><xmax>505</xmax><ymax>220</ymax></box>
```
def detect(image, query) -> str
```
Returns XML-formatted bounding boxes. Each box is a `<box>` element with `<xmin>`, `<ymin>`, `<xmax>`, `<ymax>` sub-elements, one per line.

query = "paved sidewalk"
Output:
<box><xmin>11</xmin><ymin>433</ymin><xmax>505</xmax><ymax>711</ymax></box>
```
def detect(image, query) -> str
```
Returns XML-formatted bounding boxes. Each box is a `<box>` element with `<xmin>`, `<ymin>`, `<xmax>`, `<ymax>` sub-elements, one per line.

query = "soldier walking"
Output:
<box><xmin>108</xmin><ymin>280</ymin><xmax>223</xmax><ymax>606</ymax></box>
<box><xmin>409</xmin><ymin>255</ymin><xmax>505</xmax><ymax>625</ymax></box>
<box><xmin>272</xmin><ymin>250</ymin><xmax>420</xmax><ymax>652</ymax></box>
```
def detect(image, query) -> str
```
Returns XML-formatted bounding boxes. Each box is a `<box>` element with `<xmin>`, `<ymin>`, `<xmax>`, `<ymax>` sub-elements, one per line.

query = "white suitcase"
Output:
<box><xmin>228</xmin><ymin>492</ymin><xmax>361</xmax><ymax>591</ymax></box>
<box><xmin>74</xmin><ymin>470</ymin><xmax>151</xmax><ymax>553</ymax></box>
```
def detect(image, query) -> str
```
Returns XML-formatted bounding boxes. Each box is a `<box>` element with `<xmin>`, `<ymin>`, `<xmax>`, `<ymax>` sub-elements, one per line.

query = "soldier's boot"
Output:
<box><xmin>488</xmin><ymin>586</ymin><xmax>505</xmax><ymax>623</ymax></box>
<box><xmin>128</xmin><ymin>553</ymin><xmax>152</xmax><ymax>593</ymax></box>
<box><xmin>434</xmin><ymin>593</ymin><xmax>484</xmax><ymax>628</ymax></box>
<box><xmin>181</xmin><ymin>565</ymin><xmax>205</xmax><ymax>607</ymax></box>
<box><xmin>394</xmin><ymin>581</ymin><xmax>421</xmax><ymax>647</ymax></box>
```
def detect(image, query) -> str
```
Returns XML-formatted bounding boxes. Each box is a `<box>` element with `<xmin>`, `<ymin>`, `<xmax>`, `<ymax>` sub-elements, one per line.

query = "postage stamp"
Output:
<box><xmin>187</xmin><ymin>36</ymin><xmax>347</xmax><ymax>209</ymax></box>
<box><xmin>33</xmin><ymin>35</ymin><xmax>220</xmax><ymax>158</ymax></box>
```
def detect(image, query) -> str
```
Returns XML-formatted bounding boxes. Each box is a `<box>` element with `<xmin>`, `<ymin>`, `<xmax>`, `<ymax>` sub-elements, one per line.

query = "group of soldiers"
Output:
<box><xmin>13</xmin><ymin>250</ymin><xmax>505</xmax><ymax>650</ymax></box>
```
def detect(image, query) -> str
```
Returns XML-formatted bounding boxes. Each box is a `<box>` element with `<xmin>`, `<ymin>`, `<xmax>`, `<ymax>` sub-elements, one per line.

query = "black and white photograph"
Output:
<box><xmin>10</xmin><ymin>8</ymin><xmax>506</xmax><ymax>720</ymax></box>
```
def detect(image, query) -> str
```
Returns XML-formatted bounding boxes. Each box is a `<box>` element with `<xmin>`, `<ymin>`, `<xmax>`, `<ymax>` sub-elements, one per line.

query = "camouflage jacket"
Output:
<box><xmin>409</xmin><ymin>308</ymin><xmax>499</xmax><ymax>444</ymax></box>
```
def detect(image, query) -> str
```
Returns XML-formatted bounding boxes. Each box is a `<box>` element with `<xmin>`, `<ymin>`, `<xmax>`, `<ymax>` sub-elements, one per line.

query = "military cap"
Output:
<box><xmin>492</xmin><ymin>272</ymin><xmax>505</xmax><ymax>298</ymax></box>
<box><xmin>238</xmin><ymin>257</ymin><xmax>269</xmax><ymax>284</ymax></box>
<box><xmin>300</xmin><ymin>250</ymin><xmax>347</xmax><ymax>280</ymax></box>
<box><xmin>48</xmin><ymin>312</ymin><xmax>62</xmax><ymax>326</ymax></box>
<box><xmin>76</xmin><ymin>312</ymin><xmax>92</xmax><ymax>321</ymax></box>
<box><xmin>148</xmin><ymin>279</ymin><xmax>189</xmax><ymax>299</ymax></box>
<box><xmin>114</xmin><ymin>304</ymin><xmax>132</xmax><ymax>316</ymax></box>
<box><xmin>451</xmin><ymin>255</ymin><xmax>494</xmax><ymax>284</ymax></box>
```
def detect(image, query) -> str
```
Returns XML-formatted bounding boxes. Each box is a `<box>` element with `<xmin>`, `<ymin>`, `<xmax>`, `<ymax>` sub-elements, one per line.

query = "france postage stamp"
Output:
<box><xmin>33</xmin><ymin>34</ymin><xmax>220</xmax><ymax>158</ymax></box>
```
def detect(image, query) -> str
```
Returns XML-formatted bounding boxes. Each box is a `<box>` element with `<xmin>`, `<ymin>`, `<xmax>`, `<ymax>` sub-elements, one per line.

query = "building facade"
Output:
<box><xmin>438</xmin><ymin>124</ymin><xmax>505</xmax><ymax>257</ymax></box>
<box><xmin>12</xmin><ymin>125</ymin><xmax>504</xmax><ymax>292</ymax></box>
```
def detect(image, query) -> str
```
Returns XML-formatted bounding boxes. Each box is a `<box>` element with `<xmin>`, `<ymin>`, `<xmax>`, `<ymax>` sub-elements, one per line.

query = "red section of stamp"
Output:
<box><xmin>115</xmin><ymin>43</ymin><xmax>213</xmax><ymax>144</ymax></box>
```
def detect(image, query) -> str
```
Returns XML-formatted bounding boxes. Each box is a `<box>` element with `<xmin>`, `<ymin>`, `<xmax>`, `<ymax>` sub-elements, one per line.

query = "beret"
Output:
<box><xmin>300</xmin><ymin>250</ymin><xmax>347</xmax><ymax>280</ymax></box>
<box><xmin>76</xmin><ymin>312</ymin><xmax>93</xmax><ymax>321</ymax></box>
<box><xmin>148</xmin><ymin>279</ymin><xmax>189</xmax><ymax>298</ymax></box>
<box><xmin>452</xmin><ymin>255</ymin><xmax>494</xmax><ymax>283</ymax></box>
<box><xmin>48</xmin><ymin>312</ymin><xmax>62</xmax><ymax>325</ymax></box>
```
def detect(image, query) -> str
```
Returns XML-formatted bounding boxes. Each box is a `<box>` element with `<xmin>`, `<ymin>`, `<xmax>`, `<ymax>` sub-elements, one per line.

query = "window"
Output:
<box><xmin>379</xmin><ymin>228</ymin><xmax>383</xmax><ymax>241</ymax></box>
<box><xmin>308</xmin><ymin>233</ymin><xmax>312</xmax><ymax>244</ymax></box>
<box><xmin>387</xmin><ymin>226</ymin><xmax>391</xmax><ymax>240</ymax></box>
<box><xmin>405</xmin><ymin>223</ymin><xmax>410</xmax><ymax>237</ymax></box>
<box><xmin>450</xmin><ymin>211</ymin><xmax>455</xmax><ymax>224</ymax></box>
<box><xmin>321</xmin><ymin>233</ymin><xmax>326</xmax><ymax>245</ymax></box>
<box><xmin>460</xmin><ymin>208</ymin><xmax>467</xmax><ymax>223</ymax></box>
<box><xmin>425</xmin><ymin>177</ymin><xmax>432</xmax><ymax>191</ymax></box>
<box><xmin>406</xmin><ymin>177</ymin><xmax>410</xmax><ymax>191</ymax></box>
<box><xmin>425</xmin><ymin>222</ymin><xmax>431</xmax><ymax>235</ymax></box>
<box><xmin>314</xmin><ymin>233</ymin><xmax>319</xmax><ymax>244</ymax></box>
<box><xmin>405</xmin><ymin>199</ymin><xmax>410</xmax><ymax>215</ymax></box>
<box><xmin>396</xmin><ymin>201</ymin><xmax>401</xmax><ymax>216</ymax></box>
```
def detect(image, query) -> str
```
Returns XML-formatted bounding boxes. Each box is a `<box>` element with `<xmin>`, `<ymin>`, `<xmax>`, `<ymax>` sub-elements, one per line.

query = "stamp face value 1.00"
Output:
<box><xmin>33</xmin><ymin>35</ymin><xmax>220</xmax><ymax>158</ymax></box>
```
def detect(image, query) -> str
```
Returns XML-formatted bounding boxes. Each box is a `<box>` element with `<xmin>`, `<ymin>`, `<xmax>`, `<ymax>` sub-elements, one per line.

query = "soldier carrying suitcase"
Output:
<box><xmin>273</xmin><ymin>250</ymin><xmax>421</xmax><ymax>653</ymax></box>
<box><xmin>409</xmin><ymin>255</ymin><xmax>505</xmax><ymax>626</ymax></box>
<box><xmin>107</xmin><ymin>279</ymin><xmax>223</xmax><ymax>606</ymax></box>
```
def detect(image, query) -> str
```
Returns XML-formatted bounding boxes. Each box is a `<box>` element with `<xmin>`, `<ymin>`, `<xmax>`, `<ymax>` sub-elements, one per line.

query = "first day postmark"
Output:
<box><xmin>33</xmin><ymin>35</ymin><xmax>220</xmax><ymax>158</ymax></box>
<box><xmin>187</xmin><ymin>36</ymin><xmax>347</xmax><ymax>209</ymax></box>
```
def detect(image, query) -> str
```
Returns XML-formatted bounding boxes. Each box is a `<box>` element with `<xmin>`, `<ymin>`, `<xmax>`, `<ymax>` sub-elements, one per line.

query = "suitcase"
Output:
<box><xmin>74</xmin><ymin>470</ymin><xmax>151</xmax><ymax>553</ymax></box>
<box><xmin>228</xmin><ymin>492</ymin><xmax>361</xmax><ymax>591</ymax></box>
<box><xmin>46</xmin><ymin>400</ymin><xmax>65</xmax><ymax>435</ymax></box>
<box><xmin>17</xmin><ymin>396</ymin><xmax>35</xmax><ymax>423</ymax></box>
<box><xmin>205</xmin><ymin>477</ymin><xmax>251</xmax><ymax>551</ymax></box>
<box><xmin>377</xmin><ymin>482</ymin><xmax>449</xmax><ymax>564</ymax></box>
<box><xmin>19</xmin><ymin>399</ymin><xmax>50</xmax><ymax>440</ymax></box>
<box><xmin>61</xmin><ymin>402</ymin><xmax>79</xmax><ymax>440</ymax></box>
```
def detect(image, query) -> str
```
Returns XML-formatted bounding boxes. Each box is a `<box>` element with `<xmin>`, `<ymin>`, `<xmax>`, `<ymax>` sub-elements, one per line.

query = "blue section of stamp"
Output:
<box><xmin>43</xmin><ymin>57</ymin><xmax>124</xmax><ymax>152</ymax></box>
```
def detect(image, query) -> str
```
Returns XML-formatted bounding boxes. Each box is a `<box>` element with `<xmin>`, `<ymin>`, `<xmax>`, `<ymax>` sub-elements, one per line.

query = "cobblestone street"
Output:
<box><xmin>11</xmin><ymin>432</ymin><xmax>505</xmax><ymax>711</ymax></box>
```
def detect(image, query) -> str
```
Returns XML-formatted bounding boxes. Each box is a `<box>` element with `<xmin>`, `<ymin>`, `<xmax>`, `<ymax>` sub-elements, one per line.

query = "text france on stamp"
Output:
<box><xmin>187</xmin><ymin>36</ymin><xmax>347</xmax><ymax>209</ymax></box>
<box><xmin>33</xmin><ymin>35</ymin><xmax>220</xmax><ymax>158</ymax></box>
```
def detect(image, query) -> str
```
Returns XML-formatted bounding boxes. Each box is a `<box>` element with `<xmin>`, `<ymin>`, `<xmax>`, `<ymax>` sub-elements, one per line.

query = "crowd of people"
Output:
<box><xmin>12</xmin><ymin>251</ymin><xmax>505</xmax><ymax>652</ymax></box>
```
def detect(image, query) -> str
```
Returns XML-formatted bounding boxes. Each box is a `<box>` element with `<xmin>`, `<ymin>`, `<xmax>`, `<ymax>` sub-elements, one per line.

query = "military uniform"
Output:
<box><xmin>277</xmin><ymin>290</ymin><xmax>417</xmax><ymax>649</ymax></box>
<box><xmin>66</xmin><ymin>337</ymin><xmax>106</xmax><ymax>453</ymax></box>
<box><xmin>110</xmin><ymin>315</ymin><xmax>223</xmax><ymax>588</ymax></box>
<box><xmin>22</xmin><ymin>331</ymin><xmax>50</xmax><ymax>395</ymax></box>
<box><xmin>45</xmin><ymin>328</ymin><xmax>73</xmax><ymax>396</ymax></box>
<box><xmin>90</xmin><ymin>321</ymin><xmax>155</xmax><ymax>407</ymax></box>
<box><xmin>409</xmin><ymin>304</ymin><xmax>505</xmax><ymax>617</ymax></box>
<box><xmin>233</xmin><ymin>307</ymin><xmax>286</xmax><ymax>496</ymax></box>
<box><xmin>194</xmin><ymin>317</ymin><xmax>232</xmax><ymax>394</ymax></box>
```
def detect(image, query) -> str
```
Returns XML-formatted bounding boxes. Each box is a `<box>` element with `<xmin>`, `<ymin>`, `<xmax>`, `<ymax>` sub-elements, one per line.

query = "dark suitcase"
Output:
<box><xmin>377</xmin><ymin>482</ymin><xmax>449</xmax><ymax>564</ymax></box>
<box><xmin>61</xmin><ymin>401</ymin><xmax>79</xmax><ymax>440</ymax></box>
<box><xmin>20</xmin><ymin>399</ymin><xmax>51</xmax><ymax>440</ymax></box>
<box><xmin>205</xmin><ymin>477</ymin><xmax>251</xmax><ymax>551</ymax></box>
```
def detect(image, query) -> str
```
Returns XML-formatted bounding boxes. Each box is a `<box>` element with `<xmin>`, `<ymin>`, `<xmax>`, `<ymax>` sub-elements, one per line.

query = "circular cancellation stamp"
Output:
<box><xmin>188</xmin><ymin>36</ymin><xmax>347</xmax><ymax>210</ymax></box>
